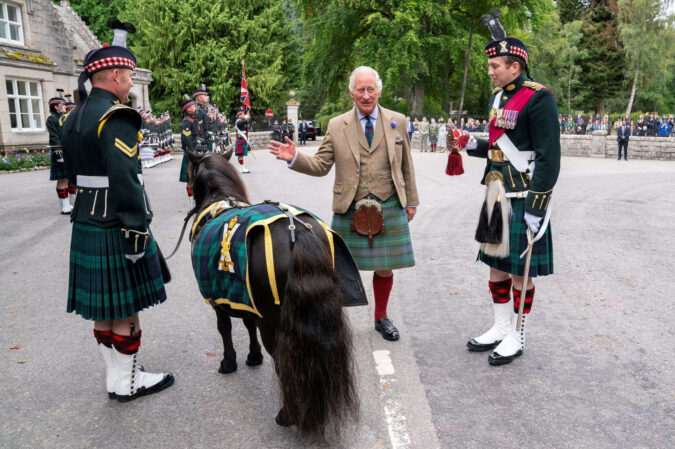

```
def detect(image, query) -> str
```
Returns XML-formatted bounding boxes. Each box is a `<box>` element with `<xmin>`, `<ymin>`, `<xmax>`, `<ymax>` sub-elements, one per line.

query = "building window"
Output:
<box><xmin>6</xmin><ymin>79</ymin><xmax>44</xmax><ymax>131</ymax></box>
<box><xmin>0</xmin><ymin>2</ymin><xmax>24</xmax><ymax>45</ymax></box>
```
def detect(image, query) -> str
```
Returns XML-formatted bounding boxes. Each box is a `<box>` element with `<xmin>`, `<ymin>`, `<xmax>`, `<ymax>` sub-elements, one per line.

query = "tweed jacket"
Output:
<box><xmin>291</xmin><ymin>105</ymin><xmax>419</xmax><ymax>214</ymax></box>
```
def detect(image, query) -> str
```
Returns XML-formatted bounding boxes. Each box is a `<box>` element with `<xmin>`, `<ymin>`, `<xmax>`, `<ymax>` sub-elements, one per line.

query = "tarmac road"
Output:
<box><xmin>1</xmin><ymin>140</ymin><xmax>673</xmax><ymax>448</ymax></box>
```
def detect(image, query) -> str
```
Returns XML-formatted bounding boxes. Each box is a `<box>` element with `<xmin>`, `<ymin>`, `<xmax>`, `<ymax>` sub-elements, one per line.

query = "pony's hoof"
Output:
<box><xmin>218</xmin><ymin>359</ymin><xmax>238</xmax><ymax>374</ymax></box>
<box><xmin>245</xmin><ymin>352</ymin><xmax>263</xmax><ymax>366</ymax></box>
<box><xmin>275</xmin><ymin>408</ymin><xmax>294</xmax><ymax>427</ymax></box>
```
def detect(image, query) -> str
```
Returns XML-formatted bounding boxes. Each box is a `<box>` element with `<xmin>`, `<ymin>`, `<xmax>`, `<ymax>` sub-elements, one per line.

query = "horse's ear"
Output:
<box><xmin>188</xmin><ymin>151</ymin><xmax>202</xmax><ymax>166</ymax></box>
<box><xmin>223</xmin><ymin>148</ymin><xmax>233</xmax><ymax>161</ymax></box>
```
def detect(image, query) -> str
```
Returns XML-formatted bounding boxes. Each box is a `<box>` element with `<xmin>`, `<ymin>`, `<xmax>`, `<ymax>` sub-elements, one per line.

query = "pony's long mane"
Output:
<box><xmin>191</xmin><ymin>153</ymin><xmax>249</xmax><ymax>217</ymax></box>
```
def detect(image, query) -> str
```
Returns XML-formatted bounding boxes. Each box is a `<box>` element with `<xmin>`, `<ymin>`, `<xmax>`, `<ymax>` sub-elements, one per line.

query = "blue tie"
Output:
<box><xmin>364</xmin><ymin>115</ymin><xmax>374</xmax><ymax>147</ymax></box>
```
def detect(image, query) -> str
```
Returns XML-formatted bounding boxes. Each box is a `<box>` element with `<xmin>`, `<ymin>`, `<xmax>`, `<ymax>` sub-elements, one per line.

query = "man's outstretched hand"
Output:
<box><xmin>268</xmin><ymin>137</ymin><xmax>296</xmax><ymax>162</ymax></box>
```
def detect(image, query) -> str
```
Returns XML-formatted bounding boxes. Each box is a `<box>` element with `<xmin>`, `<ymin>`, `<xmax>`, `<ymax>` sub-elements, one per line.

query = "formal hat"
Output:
<box><xmin>192</xmin><ymin>83</ymin><xmax>208</xmax><ymax>98</ymax></box>
<box><xmin>481</xmin><ymin>10</ymin><xmax>529</xmax><ymax>66</ymax></box>
<box><xmin>48</xmin><ymin>97</ymin><xmax>65</xmax><ymax>105</ymax></box>
<box><xmin>77</xmin><ymin>18</ymin><xmax>137</xmax><ymax>104</ymax></box>
<box><xmin>181</xmin><ymin>94</ymin><xmax>195</xmax><ymax>112</ymax></box>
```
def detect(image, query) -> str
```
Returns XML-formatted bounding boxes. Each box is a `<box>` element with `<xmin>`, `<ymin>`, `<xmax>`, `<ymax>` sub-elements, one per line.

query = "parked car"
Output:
<box><xmin>305</xmin><ymin>120</ymin><xmax>321</xmax><ymax>140</ymax></box>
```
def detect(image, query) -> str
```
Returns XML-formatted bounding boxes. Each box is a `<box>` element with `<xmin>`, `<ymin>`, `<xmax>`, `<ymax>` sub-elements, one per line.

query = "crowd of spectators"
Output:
<box><xmin>559</xmin><ymin>113</ymin><xmax>674</xmax><ymax>137</ymax></box>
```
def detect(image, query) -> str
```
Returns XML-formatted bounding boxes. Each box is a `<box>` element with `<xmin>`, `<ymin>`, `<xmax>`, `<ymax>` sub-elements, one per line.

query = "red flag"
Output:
<box><xmin>240</xmin><ymin>61</ymin><xmax>250</xmax><ymax>113</ymax></box>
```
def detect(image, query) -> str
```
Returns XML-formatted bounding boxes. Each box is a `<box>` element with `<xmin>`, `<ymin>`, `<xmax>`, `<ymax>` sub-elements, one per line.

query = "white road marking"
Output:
<box><xmin>373</xmin><ymin>350</ymin><xmax>412</xmax><ymax>449</ymax></box>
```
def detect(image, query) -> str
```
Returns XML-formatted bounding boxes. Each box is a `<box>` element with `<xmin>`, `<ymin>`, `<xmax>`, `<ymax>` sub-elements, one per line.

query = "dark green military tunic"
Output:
<box><xmin>179</xmin><ymin>114</ymin><xmax>199</xmax><ymax>183</ymax></box>
<box><xmin>61</xmin><ymin>87</ymin><xmax>168</xmax><ymax>321</ymax></box>
<box><xmin>468</xmin><ymin>73</ymin><xmax>561</xmax><ymax>277</ymax></box>
<box><xmin>47</xmin><ymin>112</ymin><xmax>67</xmax><ymax>180</ymax></box>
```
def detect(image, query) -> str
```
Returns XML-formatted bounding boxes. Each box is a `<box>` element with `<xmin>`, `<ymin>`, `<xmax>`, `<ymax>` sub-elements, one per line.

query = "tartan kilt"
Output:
<box><xmin>479</xmin><ymin>197</ymin><xmax>554</xmax><ymax>277</ymax></box>
<box><xmin>331</xmin><ymin>195</ymin><xmax>415</xmax><ymax>271</ymax></box>
<box><xmin>236</xmin><ymin>137</ymin><xmax>249</xmax><ymax>156</ymax></box>
<box><xmin>429</xmin><ymin>134</ymin><xmax>438</xmax><ymax>143</ymax></box>
<box><xmin>49</xmin><ymin>152</ymin><xmax>67</xmax><ymax>180</ymax></box>
<box><xmin>67</xmin><ymin>222</ymin><xmax>168</xmax><ymax>321</ymax></box>
<box><xmin>179</xmin><ymin>151</ymin><xmax>189</xmax><ymax>182</ymax></box>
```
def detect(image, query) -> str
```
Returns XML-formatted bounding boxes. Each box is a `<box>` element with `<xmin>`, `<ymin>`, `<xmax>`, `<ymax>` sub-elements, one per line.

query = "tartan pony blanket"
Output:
<box><xmin>190</xmin><ymin>201</ymin><xmax>366</xmax><ymax>317</ymax></box>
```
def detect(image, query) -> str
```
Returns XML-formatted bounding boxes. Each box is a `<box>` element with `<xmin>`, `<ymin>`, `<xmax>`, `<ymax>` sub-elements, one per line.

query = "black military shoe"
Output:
<box><xmin>488</xmin><ymin>349</ymin><xmax>523</xmax><ymax>366</ymax></box>
<box><xmin>375</xmin><ymin>318</ymin><xmax>400</xmax><ymax>341</ymax></box>
<box><xmin>467</xmin><ymin>338</ymin><xmax>501</xmax><ymax>352</ymax></box>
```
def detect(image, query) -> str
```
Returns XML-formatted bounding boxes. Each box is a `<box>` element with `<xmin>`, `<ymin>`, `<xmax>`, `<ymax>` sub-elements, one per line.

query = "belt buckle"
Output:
<box><xmin>490</xmin><ymin>150</ymin><xmax>504</xmax><ymax>162</ymax></box>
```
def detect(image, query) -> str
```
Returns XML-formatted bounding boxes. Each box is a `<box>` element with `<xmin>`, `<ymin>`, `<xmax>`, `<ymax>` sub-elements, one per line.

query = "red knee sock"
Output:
<box><xmin>93</xmin><ymin>329</ymin><xmax>112</xmax><ymax>348</ymax></box>
<box><xmin>111</xmin><ymin>331</ymin><xmax>142</xmax><ymax>355</ymax></box>
<box><xmin>56</xmin><ymin>188</ymin><xmax>68</xmax><ymax>199</ymax></box>
<box><xmin>68</xmin><ymin>185</ymin><xmax>77</xmax><ymax>195</ymax></box>
<box><xmin>186</xmin><ymin>187</ymin><xmax>194</xmax><ymax>197</ymax></box>
<box><xmin>238</xmin><ymin>157</ymin><xmax>244</xmax><ymax>165</ymax></box>
<box><xmin>489</xmin><ymin>279</ymin><xmax>513</xmax><ymax>304</ymax></box>
<box><xmin>373</xmin><ymin>273</ymin><xmax>394</xmax><ymax>320</ymax></box>
<box><xmin>513</xmin><ymin>286</ymin><xmax>535</xmax><ymax>314</ymax></box>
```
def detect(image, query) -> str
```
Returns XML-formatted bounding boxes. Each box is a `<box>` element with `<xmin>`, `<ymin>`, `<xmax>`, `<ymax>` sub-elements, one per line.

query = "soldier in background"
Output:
<box><xmin>180</xmin><ymin>95</ymin><xmax>200</xmax><ymax>209</ymax></box>
<box><xmin>193</xmin><ymin>84</ymin><xmax>211</xmax><ymax>149</ymax></box>
<box><xmin>235</xmin><ymin>110</ymin><xmax>251</xmax><ymax>173</ymax></box>
<box><xmin>46</xmin><ymin>94</ymin><xmax>71</xmax><ymax>214</ymax></box>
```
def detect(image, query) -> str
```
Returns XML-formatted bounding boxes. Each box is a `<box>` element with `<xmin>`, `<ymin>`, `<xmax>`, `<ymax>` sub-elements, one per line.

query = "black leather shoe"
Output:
<box><xmin>375</xmin><ymin>318</ymin><xmax>400</xmax><ymax>341</ymax></box>
<box><xmin>467</xmin><ymin>338</ymin><xmax>501</xmax><ymax>352</ymax></box>
<box><xmin>488</xmin><ymin>349</ymin><xmax>523</xmax><ymax>366</ymax></box>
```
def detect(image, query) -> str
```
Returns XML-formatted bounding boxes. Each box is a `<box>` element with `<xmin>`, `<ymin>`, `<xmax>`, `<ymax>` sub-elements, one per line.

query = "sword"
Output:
<box><xmin>516</xmin><ymin>229</ymin><xmax>534</xmax><ymax>330</ymax></box>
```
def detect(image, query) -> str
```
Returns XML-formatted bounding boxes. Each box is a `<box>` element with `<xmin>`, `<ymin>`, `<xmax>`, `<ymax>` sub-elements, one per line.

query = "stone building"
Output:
<box><xmin>0</xmin><ymin>0</ymin><xmax>152</xmax><ymax>150</ymax></box>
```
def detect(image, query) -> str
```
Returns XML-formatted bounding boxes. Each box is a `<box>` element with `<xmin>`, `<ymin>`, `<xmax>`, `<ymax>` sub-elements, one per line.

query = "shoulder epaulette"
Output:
<box><xmin>492</xmin><ymin>87</ymin><xmax>502</xmax><ymax>94</ymax></box>
<box><xmin>523</xmin><ymin>81</ymin><xmax>543</xmax><ymax>92</ymax></box>
<box><xmin>59</xmin><ymin>111</ymin><xmax>71</xmax><ymax>126</ymax></box>
<box><xmin>98</xmin><ymin>104</ymin><xmax>141</xmax><ymax>138</ymax></box>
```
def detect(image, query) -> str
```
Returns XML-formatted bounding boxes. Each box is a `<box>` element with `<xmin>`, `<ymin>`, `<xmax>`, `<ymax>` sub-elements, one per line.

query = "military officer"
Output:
<box><xmin>61</xmin><ymin>19</ymin><xmax>173</xmax><ymax>401</ymax></box>
<box><xmin>46</xmin><ymin>94</ymin><xmax>71</xmax><ymax>214</ymax></box>
<box><xmin>234</xmin><ymin>110</ymin><xmax>251</xmax><ymax>173</ymax></box>
<box><xmin>179</xmin><ymin>95</ymin><xmax>200</xmax><ymax>209</ymax></box>
<box><xmin>454</xmin><ymin>12</ymin><xmax>560</xmax><ymax>365</ymax></box>
<box><xmin>193</xmin><ymin>84</ymin><xmax>211</xmax><ymax>149</ymax></box>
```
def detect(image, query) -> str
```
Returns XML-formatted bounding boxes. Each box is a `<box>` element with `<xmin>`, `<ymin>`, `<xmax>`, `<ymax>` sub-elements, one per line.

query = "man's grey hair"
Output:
<box><xmin>348</xmin><ymin>66</ymin><xmax>383</xmax><ymax>93</ymax></box>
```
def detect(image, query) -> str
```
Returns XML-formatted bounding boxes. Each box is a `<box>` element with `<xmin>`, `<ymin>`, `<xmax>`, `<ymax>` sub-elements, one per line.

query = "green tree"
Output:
<box><xmin>578</xmin><ymin>0</ymin><xmax>627</xmax><ymax>116</ymax></box>
<box><xmin>530</xmin><ymin>13</ymin><xmax>586</xmax><ymax>113</ymax></box>
<box><xmin>298</xmin><ymin>1</ymin><xmax>545</xmax><ymax>117</ymax></box>
<box><xmin>122</xmin><ymin>0</ymin><xmax>298</xmax><ymax>120</ymax></box>
<box><xmin>618</xmin><ymin>0</ymin><xmax>669</xmax><ymax>116</ymax></box>
<box><xmin>65</xmin><ymin>0</ymin><xmax>127</xmax><ymax>43</ymax></box>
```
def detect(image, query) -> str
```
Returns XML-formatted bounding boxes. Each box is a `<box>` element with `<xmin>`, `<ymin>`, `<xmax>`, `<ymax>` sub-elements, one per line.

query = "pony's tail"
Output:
<box><xmin>275</xmin><ymin>229</ymin><xmax>358</xmax><ymax>437</ymax></box>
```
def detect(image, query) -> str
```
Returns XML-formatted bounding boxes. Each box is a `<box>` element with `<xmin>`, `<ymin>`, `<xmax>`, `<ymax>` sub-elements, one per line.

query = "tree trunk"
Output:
<box><xmin>442</xmin><ymin>60</ymin><xmax>450</xmax><ymax>114</ymax></box>
<box><xmin>595</xmin><ymin>97</ymin><xmax>605</xmax><ymax>118</ymax></box>
<box><xmin>407</xmin><ymin>84</ymin><xmax>425</xmax><ymax>117</ymax></box>
<box><xmin>458</xmin><ymin>0</ymin><xmax>477</xmax><ymax>121</ymax></box>
<box><xmin>625</xmin><ymin>67</ymin><xmax>639</xmax><ymax>118</ymax></box>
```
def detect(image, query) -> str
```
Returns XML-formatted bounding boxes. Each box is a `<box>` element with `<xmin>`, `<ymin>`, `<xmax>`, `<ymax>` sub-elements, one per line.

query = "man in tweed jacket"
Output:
<box><xmin>269</xmin><ymin>66</ymin><xmax>419</xmax><ymax>342</ymax></box>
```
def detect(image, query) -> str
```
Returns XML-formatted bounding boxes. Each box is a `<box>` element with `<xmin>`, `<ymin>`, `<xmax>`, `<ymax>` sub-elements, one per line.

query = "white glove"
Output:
<box><xmin>125</xmin><ymin>252</ymin><xmax>145</xmax><ymax>263</ymax></box>
<box><xmin>465</xmin><ymin>135</ymin><xmax>477</xmax><ymax>150</ymax></box>
<box><xmin>523</xmin><ymin>212</ymin><xmax>542</xmax><ymax>233</ymax></box>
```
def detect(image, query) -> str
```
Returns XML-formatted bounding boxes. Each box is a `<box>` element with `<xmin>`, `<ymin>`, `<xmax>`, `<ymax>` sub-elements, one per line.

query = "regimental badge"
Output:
<box><xmin>499</xmin><ymin>41</ymin><xmax>509</xmax><ymax>53</ymax></box>
<box><xmin>489</xmin><ymin>107</ymin><xmax>498</xmax><ymax>121</ymax></box>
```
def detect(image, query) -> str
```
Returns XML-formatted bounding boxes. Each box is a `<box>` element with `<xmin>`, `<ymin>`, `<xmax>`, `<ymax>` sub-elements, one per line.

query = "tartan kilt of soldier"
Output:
<box><xmin>67</xmin><ymin>222</ymin><xmax>168</xmax><ymax>321</ymax></box>
<box><xmin>479</xmin><ymin>197</ymin><xmax>554</xmax><ymax>277</ymax></box>
<box><xmin>49</xmin><ymin>152</ymin><xmax>68</xmax><ymax>180</ymax></box>
<box><xmin>179</xmin><ymin>150</ymin><xmax>189</xmax><ymax>182</ymax></box>
<box><xmin>330</xmin><ymin>195</ymin><xmax>415</xmax><ymax>271</ymax></box>
<box><xmin>236</xmin><ymin>136</ymin><xmax>249</xmax><ymax>156</ymax></box>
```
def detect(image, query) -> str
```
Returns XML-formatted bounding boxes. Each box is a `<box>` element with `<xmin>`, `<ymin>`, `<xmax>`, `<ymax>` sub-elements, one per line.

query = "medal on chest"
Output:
<box><xmin>494</xmin><ymin>108</ymin><xmax>518</xmax><ymax>129</ymax></box>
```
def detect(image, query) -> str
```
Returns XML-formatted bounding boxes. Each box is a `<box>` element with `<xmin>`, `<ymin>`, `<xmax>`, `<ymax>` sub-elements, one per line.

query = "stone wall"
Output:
<box><xmin>409</xmin><ymin>131</ymin><xmax>675</xmax><ymax>161</ymax></box>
